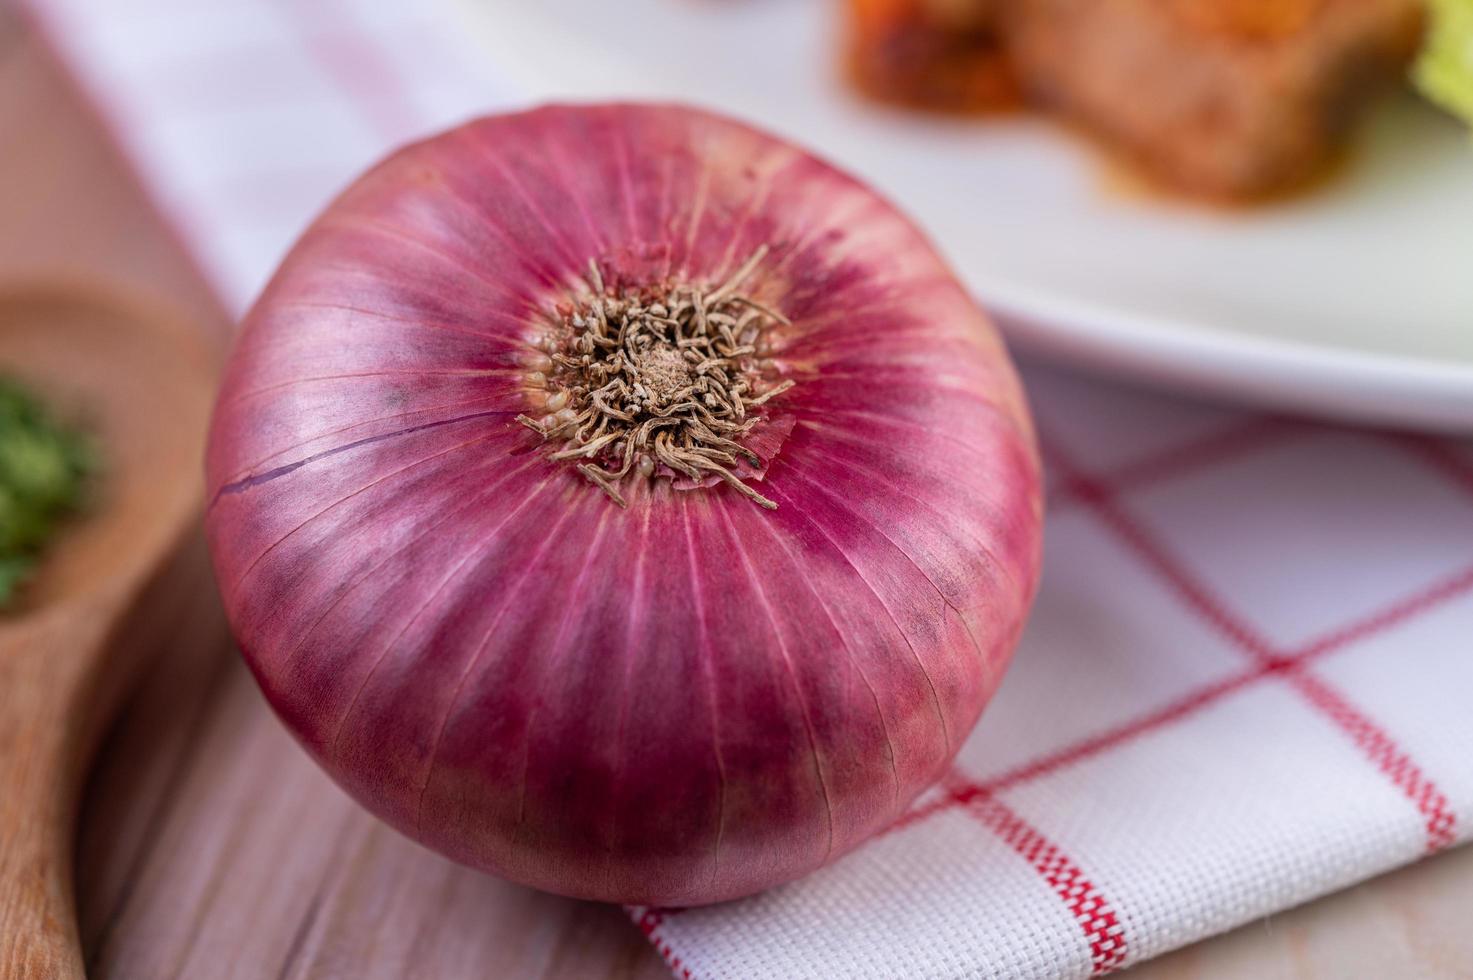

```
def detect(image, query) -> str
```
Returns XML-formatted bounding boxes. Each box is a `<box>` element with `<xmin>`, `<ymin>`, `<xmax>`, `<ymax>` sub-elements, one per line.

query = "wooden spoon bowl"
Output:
<box><xmin>0</xmin><ymin>285</ymin><xmax>218</xmax><ymax>980</ymax></box>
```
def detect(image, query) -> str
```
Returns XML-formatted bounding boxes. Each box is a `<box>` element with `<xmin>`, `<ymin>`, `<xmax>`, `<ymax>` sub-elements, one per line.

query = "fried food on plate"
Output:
<box><xmin>1003</xmin><ymin>0</ymin><xmax>1425</xmax><ymax>198</ymax></box>
<box><xmin>844</xmin><ymin>0</ymin><xmax>1019</xmax><ymax>112</ymax></box>
<box><xmin>842</xmin><ymin>0</ymin><xmax>1427</xmax><ymax>199</ymax></box>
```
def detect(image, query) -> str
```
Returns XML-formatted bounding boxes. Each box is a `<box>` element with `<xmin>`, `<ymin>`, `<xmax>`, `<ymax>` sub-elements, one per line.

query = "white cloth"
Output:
<box><xmin>26</xmin><ymin>1</ymin><xmax>1473</xmax><ymax>976</ymax></box>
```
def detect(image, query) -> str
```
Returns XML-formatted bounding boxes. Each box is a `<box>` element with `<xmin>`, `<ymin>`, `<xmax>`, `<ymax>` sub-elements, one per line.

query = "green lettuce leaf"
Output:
<box><xmin>1417</xmin><ymin>0</ymin><xmax>1473</xmax><ymax>127</ymax></box>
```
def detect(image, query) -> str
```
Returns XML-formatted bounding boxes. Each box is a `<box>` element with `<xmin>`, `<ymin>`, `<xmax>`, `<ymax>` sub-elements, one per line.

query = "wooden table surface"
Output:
<box><xmin>4</xmin><ymin>8</ymin><xmax>1472</xmax><ymax>978</ymax></box>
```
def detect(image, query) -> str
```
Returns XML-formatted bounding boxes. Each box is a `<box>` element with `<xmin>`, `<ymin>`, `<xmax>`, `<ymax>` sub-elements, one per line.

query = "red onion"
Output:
<box><xmin>205</xmin><ymin>104</ymin><xmax>1041</xmax><ymax>905</ymax></box>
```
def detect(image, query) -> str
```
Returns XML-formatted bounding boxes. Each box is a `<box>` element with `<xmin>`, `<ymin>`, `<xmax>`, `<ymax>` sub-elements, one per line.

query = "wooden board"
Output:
<box><xmin>4</xmin><ymin>8</ymin><xmax>1472</xmax><ymax>977</ymax></box>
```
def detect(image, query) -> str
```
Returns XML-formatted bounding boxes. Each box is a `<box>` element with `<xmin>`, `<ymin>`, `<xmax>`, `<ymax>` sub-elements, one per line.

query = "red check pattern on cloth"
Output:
<box><xmin>1042</xmin><ymin>428</ymin><xmax>1460</xmax><ymax>856</ymax></box>
<box><xmin>958</xmin><ymin>786</ymin><xmax>1129</xmax><ymax>975</ymax></box>
<box><xmin>25</xmin><ymin>1</ymin><xmax>1473</xmax><ymax>977</ymax></box>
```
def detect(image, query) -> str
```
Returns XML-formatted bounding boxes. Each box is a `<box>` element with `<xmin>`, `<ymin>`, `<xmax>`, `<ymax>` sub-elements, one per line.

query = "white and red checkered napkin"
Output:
<box><xmin>27</xmin><ymin>0</ymin><xmax>1473</xmax><ymax>976</ymax></box>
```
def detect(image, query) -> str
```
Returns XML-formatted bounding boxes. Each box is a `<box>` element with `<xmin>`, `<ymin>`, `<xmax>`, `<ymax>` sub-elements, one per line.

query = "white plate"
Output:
<box><xmin>457</xmin><ymin>0</ymin><xmax>1473</xmax><ymax>431</ymax></box>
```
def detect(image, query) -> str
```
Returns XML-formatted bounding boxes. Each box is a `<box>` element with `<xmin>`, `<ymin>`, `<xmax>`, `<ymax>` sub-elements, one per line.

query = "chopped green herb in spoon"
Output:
<box><xmin>0</xmin><ymin>376</ymin><xmax>94</xmax><ymax>608</ymax></box>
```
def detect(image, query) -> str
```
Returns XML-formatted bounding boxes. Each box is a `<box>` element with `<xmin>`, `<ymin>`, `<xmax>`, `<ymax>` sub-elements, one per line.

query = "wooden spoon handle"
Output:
<box><xmin>0</xmin><ymin>616</ymin><xmax>112</xmax><ymax>980</ymax></box>
<box><xmin>0</xmin><ymin>533</ymin><xmax>210</xmax><ymax>980</ymax></box>
<box><xmin>0</xmin><ymin>289</ymin><xmax>219</xmax><ymax>977</ymax></box>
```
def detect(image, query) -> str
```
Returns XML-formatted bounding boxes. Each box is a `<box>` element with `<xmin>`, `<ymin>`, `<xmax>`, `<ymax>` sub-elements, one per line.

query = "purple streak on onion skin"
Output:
<box><xmin>211</xmin><ymin>408</ymin><xmax>517</xmax><ymax>500</ymax></box>
<box><xmin>206</xmin><ymin>103</ymin><xmax>1042</xmax><ymax>906</ymax></box>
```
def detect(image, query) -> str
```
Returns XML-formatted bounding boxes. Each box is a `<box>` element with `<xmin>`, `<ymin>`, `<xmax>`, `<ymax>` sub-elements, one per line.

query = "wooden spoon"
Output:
<box><xmin>0</xmin><ymin>285</ymin><xmax>219</xmax><ymax>980</ymax></box>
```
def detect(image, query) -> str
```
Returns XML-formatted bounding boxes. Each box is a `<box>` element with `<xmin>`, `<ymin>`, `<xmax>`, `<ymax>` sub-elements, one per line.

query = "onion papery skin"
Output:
<box><xmin>205</xmin><ymin>103</ymin><xmax>1042</xmax><ymax>906</ymax></box>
